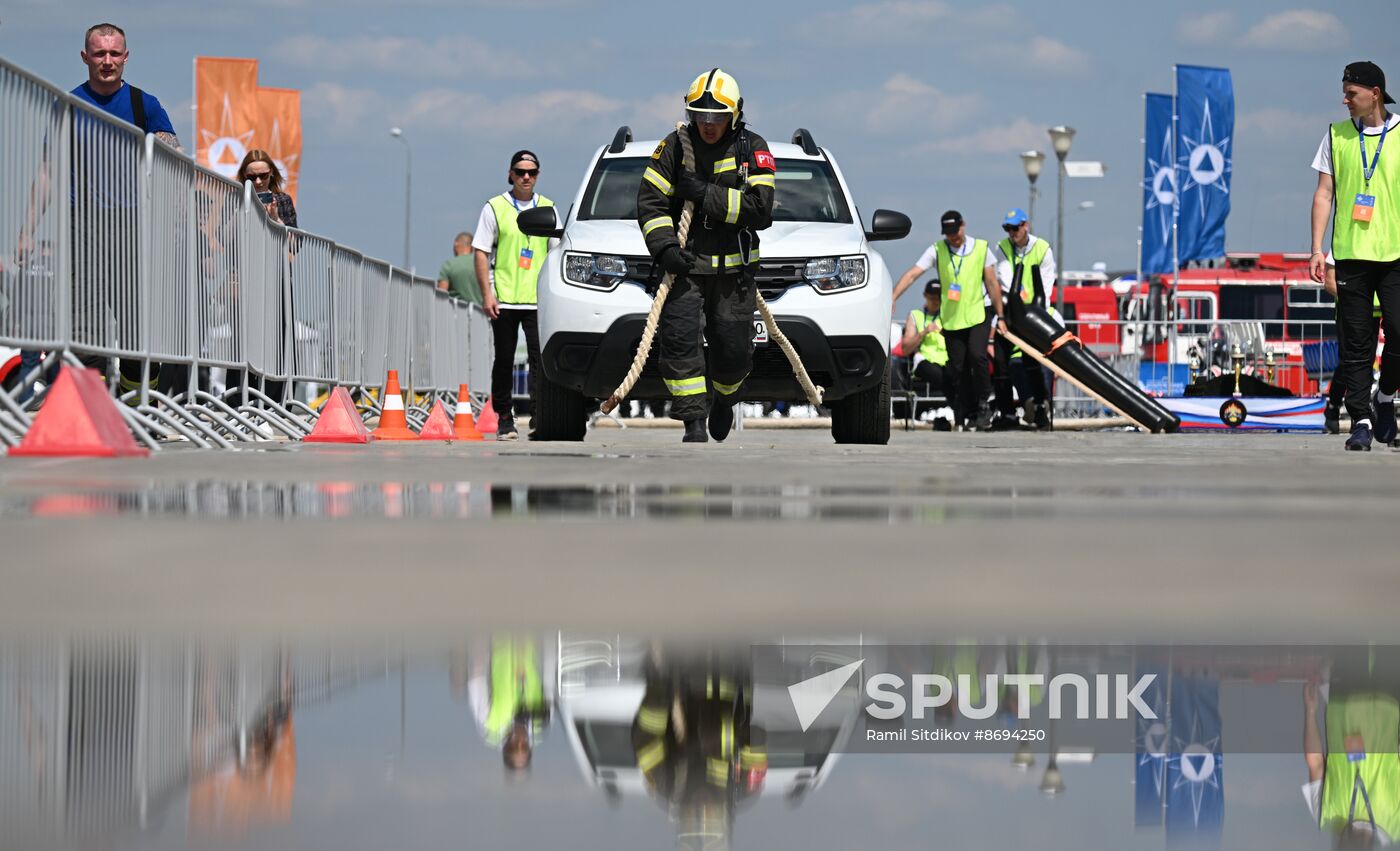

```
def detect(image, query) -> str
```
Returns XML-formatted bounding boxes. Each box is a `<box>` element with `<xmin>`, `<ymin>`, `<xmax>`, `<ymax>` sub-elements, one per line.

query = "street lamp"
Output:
<box><xmin>1019</xmin><ymin>150</ymin><xmax>1045</xmax><ymax>229</ymax></box>
<box><xmin>390</xmin><ymin>127</ymin><xmax>412</xmax><ymax>272</ymax></box>
<box><xmin>1039</xmin><ymin>760</ymin><xmax>1066</xmax><ymax>796</ymax></box>
<box><xmin>1012</xmin><ymin>742</ymin><xmax>1036</xmax><ymax>770</ymax></box>
<box><xmin>1048</xmin><ymin>125</ymin><xmax>1076</xmax><ymax>315</ymax></box>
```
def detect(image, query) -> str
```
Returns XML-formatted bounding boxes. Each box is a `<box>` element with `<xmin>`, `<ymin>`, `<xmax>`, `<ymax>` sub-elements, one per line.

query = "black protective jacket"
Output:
<box><xmin>637</xmin><ymin>123</ymin><xmax>776</xmax><ymax>277</ymax></box>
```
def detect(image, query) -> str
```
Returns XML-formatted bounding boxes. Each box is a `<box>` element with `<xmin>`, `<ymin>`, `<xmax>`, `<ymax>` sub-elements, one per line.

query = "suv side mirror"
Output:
<box><xmin>517</xmin><ymin>206</ymin><xmax>563</xmax><ymax>239</ymax></box>
<box><xmin>865</xmin><ymin>209</ymin><xmax>911</xmax><ymax>242</ymax></box>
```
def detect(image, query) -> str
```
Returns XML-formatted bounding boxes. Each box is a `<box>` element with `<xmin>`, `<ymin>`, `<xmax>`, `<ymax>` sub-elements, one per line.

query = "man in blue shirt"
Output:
<box><xmin>20</xmin><ymin>23</ymin><xmax>183</xmax><ymax>393</ymax></box>
<box><xmin>71</xmin><ymin>22</ymin><xmax>179</xmax><ymax>146</ymax></box>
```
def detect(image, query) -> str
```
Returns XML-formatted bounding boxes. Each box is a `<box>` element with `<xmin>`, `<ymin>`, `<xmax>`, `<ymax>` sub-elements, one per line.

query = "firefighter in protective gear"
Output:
<box><xmin>630</xmin><ymin>645</ymin><xmax>768</xmax><ymax>848</ymax></box>
<box><xmin>637</xmin><ymin>68</ymin><xmax>776</xmax><ymax>443</ymax></box>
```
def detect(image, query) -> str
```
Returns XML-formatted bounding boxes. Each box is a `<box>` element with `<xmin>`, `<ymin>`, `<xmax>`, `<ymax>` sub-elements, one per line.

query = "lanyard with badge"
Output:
<box><xmin>947</xmin><ymin>244</ymin><xmax>966</xmax><ymax>302</ymax></box>
<box><xmin>1354</xmin><ymin>119</ymin><xmax>1389</xmax><ymax>223</ymax></box>
<box><xmin>512</xmin><ymin>195</ymin><xmax>536</xmax><ymax>269</ymax></box>
<box><xmin>1343</xmin><ymin>731</ymin><xmax>1378</xmax><ymax>833</ymax></box>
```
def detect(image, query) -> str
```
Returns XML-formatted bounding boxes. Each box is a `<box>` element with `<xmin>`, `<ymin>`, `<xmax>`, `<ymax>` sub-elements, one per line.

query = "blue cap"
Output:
<box><xmin>1002</xmin><ymin>208</ymin><xmax>1028</xmax><ymax>227</ymax></box>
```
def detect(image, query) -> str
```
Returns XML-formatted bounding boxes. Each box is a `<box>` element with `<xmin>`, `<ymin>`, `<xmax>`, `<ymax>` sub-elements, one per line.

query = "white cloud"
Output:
<box><xmin>272</xmin><ymin>34</ymin><xmax>534</xmax><ymax>79</ymax></box>
<box><xmin>911</xmin><ymin>117</ymin><xmax>1046</xmax><ymax>156</ymax></box>
<box><xmin>302</xmin><ymin>82</ymin><xmax>383</xmax><ymax>134</ymax></box>
<box><xmin>801</xmin><ymin>0</ymin><xmax>1009</xmax><ymax>41</ymax></box>
<box><xmin>1239</xmin><ymin>9</ymin><xmax>1346</xmax><ymax>50</ymax></box>
<box><xmin>1024</xmin><ymin>36</ymin><xmax>1090</xmax><ymax>74</ymax></box>
<box><xmin>1237</xmin><ymin>107</ymin><xmax>1329</xmax><ymax>138</ymax></box>
<box><xmin>855</xmin><ymin>73</ymin><xmax>982</xmax><ymax>136</ymax></box>
<box><xmin>1177</xmin><ymin>10</ymin><xmax>1235</xmax><ymax>44</ymax></box>
<box><xmin>304</xmin><ymin>82</ymin><xmax>648</xmax><ymax>139</ymax></box>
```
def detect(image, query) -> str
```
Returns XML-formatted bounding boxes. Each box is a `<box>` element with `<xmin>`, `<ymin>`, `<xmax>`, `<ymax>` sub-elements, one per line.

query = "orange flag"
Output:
<box><xmin>195</xmin><ymin>57</ymin><xmax>258</xmax><ymax>181</ymax></box>
<box><xmin>256</xmin><ymin>87</ymin><xmax>302</xmax><ymax>202</ymax></box>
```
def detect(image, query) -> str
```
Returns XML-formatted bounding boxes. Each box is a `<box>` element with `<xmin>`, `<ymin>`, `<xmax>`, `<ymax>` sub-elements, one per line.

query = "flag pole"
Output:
<box><xmin>1137</xmin><ymin>94</ymin><xmax>1145</xmax><ymax>288</ymax></box>
<box><xmin>1171</xmin><ymin>66</ymin><xmax>1180</xmax><ymax>296</ymax></box>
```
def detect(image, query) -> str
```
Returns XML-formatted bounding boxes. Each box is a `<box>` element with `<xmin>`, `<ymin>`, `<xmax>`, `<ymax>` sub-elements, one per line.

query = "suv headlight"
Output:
<box><xmin>804</xmin><ymin>255</ymin><xmax>867</xmax><ymax>294</ymax></box>
<box><xmin>563</xmin><ymin>251</ymin><xmax>628</xmax><ymax>291</ymax></box>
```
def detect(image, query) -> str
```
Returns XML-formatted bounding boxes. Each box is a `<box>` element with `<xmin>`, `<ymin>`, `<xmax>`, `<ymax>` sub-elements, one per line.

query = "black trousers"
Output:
<box><xmin>992</xmin><ymin>335</ymin><xmax>1018</xmax><ymax>417</ymax></box>
<box><xmin>491</xmin><ymin>308</ymin><xmax>540</xmax><ymax>418</ymax></box>
<box><xmin>1335</xmin><ymin>259</ymin><xmax>1400</xmax><ymax>422</ymax></box>
<box><xmin>1328</xmin><ymin>312</ymin><xmax>1380</xmax><ymax>406</ymax></box>
<box><xmin>912</xmin><ymin>360</ymin><xmax>947</xmax><ymax>418</ymax></box>
<box><xmin>1011</xmin><ymin>354</ymin><xmax>1049</xmax><ymax>407</ymax></box>
<box><xmin>658</xmin><ymin>272</ymin><xmax>755</xmax><ymax>421</ymax></box>
<box><xmin>943</xmin><ymin>318</ymin><xmax>992</xmax><ymax>423</ymax></box>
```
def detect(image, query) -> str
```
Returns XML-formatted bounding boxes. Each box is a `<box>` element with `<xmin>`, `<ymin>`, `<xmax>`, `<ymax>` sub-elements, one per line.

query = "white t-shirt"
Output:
<box><xmin>994</xmin><ymin>234</ymin><xmax>1058</xmax><ymax>304</ymax></box>
<box><xmin>472</xmin><ymin>192</ymin><xmax>558</xmax><ymax>309</ymax></box>
<box><xmin>1312</xmin><ymin>113</ymin><xmax>1400</xmax><ymax>175</ymax></box>
<box><xmin>914</xmin><ymin>237</ymin><xmax>998</xmax><ymax>307</ymax></box>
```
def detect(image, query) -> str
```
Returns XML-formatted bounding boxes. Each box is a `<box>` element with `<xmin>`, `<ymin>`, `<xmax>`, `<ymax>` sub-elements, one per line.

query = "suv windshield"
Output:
<box><xmin>578</xmin><ymin>156</ymin><xmax>852</xmax><ymax>224</ymax></box>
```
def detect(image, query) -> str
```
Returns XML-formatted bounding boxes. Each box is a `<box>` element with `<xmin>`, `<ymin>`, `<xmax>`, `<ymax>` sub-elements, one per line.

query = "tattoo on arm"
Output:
<box><xmin>155</xmin><ymin>132</ymin><xmax>182</xmax><ymax>151</ymax></box>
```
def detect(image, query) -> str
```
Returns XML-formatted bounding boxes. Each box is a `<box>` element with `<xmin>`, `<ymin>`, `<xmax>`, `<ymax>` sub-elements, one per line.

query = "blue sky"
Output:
<box><xmin>2</xmin><ymin>0</ymin><xmax>1389</xmax><ymax>311</ymax></box>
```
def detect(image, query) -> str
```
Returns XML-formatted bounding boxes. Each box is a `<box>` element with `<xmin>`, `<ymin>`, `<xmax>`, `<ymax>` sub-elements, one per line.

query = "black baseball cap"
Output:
<box><xmin>923</xmin><ymin>279</ymin><xmax>941</xmax><ymax>297</ymax></box>
<box><xmin>939</xmin><ymin>210</ymin><xmax>964</xmax><ymax>235</ymax></box>
<box><xmin>509</xmin><ymin>149</ymin><xmax>540</xmax><ymax>168</ymax></box>
<box><xmin>1344</xmin><ymin>61</ymin><xmax>1395</xmax><ymax>105</ymax></box>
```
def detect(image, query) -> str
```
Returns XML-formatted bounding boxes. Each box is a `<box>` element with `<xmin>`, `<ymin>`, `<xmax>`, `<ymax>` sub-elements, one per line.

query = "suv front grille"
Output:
<box><xmin>615</xmin><ymin>256</ymin><xmax>808</xmax><ymax>301</ymax></box>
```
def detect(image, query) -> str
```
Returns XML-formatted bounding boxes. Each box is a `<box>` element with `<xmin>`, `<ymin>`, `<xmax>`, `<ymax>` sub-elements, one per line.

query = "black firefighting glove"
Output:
<box><xmin>676</xmin><ymin>173</ymin><xmax>709</xmax><ymax>204</ymax></box>
<box><xmin>658</xmin><ymin>245</ymin><xmax>695</xmax><ymax>275</ymax></box>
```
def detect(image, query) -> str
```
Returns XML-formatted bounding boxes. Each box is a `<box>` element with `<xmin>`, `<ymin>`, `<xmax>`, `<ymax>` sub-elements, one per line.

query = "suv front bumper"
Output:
<box><xmin>542</xmin><ymin>314</ymin><xmax>886</xmax><ymax>403</ymax></box>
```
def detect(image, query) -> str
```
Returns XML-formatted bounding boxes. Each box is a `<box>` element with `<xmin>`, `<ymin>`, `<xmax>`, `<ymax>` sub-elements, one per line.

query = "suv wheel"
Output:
<box><xmin>533</xmin><ymin>371</ymin><xmax>588</xmax><ymax>441</ymax></box>
<box><xmin>830</xmin><ymin>362</ymin><xmax>890</xmax><ymax>445</ymax></box>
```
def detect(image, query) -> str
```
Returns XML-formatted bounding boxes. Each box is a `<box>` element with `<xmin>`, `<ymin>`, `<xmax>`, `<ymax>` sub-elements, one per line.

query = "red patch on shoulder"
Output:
<box><xmin>753</xmin><ymin>150</ymin><xmax>776</xmax><ymax>171</ymax></box>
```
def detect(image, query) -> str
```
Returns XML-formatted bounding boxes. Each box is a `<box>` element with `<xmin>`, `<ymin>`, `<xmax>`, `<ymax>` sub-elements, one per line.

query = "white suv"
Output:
<box><xmin>517</xmin><ymin>127</ymin><xmax>910</xmax><ymax>444</ymax></box>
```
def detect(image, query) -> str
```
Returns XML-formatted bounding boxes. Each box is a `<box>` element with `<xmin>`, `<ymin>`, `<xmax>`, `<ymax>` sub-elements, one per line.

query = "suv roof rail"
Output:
<box><xmin>791</xmin><ymin>128</ymin><xmax>819</xmax><ymax>156</ymax></box>
<box><xmin>608</xmin><ymin>126</ymin><xmax>632</xmax><ymax>154</ymax></box>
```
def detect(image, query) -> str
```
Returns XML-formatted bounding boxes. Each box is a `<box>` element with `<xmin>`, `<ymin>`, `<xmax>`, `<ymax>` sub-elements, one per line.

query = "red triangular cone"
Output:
<box><xmin>9</xmin><ymin>367</ymin><xmax>148</xmax><ymax>457</ymax></box>
<box><xmin>417</xmin><ymin>400</ymin><xmax>455</xmax><ymax>440</ymax></box>
<box><xmin>476</xmin><ymin>397</ymin><xmax>499</xmax><ymax>434</ymax></box>
<box><xmin>304</xmin><ymin>386</ymin><xmax>373</xmax><ymax>444</ymax></box>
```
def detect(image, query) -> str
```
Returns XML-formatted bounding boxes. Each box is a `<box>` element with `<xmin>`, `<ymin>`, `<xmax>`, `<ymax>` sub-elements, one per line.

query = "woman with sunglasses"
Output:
<box><xmin>236</xmin><ymin>150</ymin><xmax>297</xmax><ymax>229</ymax></box>
<box><xmin>233</xmin><ymin>150</ymin><xmax>298</xmax><ymax>404</ymax></box>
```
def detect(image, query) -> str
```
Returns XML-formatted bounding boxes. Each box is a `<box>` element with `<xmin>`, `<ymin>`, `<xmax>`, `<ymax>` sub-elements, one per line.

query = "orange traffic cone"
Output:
<box><xmin>371</xmin><ymin>370</ymin><xmax>419</xmax><ymax>441</ymax></box>
<box><xmin>453</xmin><ymin>385</ymin><xmax>484</xmax><ymax>441</ymax></box>
<box><xmin>476</xmin><ymin>397</ymin><xmax>499</xmax><ymax>434</ymax></box>
<box><xmin>417</xmin><ymin>400</ymin><xmax>455</xmax><ymax>440</ymax></box>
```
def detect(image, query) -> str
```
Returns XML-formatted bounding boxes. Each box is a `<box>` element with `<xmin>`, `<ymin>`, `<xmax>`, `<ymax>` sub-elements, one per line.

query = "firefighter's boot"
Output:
<box><xmin>708</xmin><ymin>400</ymin><xmax>735</xmax><ymax>442</ymax></box>
<box><xmin>682</xmin><ymin>418</ymin><xmax>708</xmax><ymax>443</ymax></box>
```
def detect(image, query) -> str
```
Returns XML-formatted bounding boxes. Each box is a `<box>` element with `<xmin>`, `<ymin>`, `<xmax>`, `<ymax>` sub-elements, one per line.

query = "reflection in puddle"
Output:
<box><xmin>0</xmin><ymin>479</ymin><xmax>1263</xmax><ymax>523</ymax></box>
<box><xmin>0</xmin><ymin>637</ymin><xmax>1367</xmax><ymax>849</ymax></box>
<box><xmin>0</xmin><ymin>481</ymin><xmax>1068</xmax><ymax>523</ymax></box>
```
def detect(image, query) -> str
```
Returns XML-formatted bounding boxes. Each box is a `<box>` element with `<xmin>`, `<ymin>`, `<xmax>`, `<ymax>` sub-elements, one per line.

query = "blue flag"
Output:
<box><xmin>1165</xmin><ymin>673</ymin><xmax>1224</xmax><ymax>841</ymax></box>
<box><xmin>1133</xmin><ymin>664</ymin><xmax>1168</xmax><ymax>827</ymax></box>
<box><xmin>1175</xmin><ymin>65</ymin><xmax>1233</xmax><ymax>262</ymax></box>
<box><xmin>1141</xmin><ymin>93</ymin><xmax>1175</xmax><ymax>275</ymax></box>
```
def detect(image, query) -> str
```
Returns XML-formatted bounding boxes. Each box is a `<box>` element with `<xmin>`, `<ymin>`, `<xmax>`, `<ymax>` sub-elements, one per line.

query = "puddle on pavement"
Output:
<box><xmin>0</xmin><ymin>480</ymin><xmax>1252</xmax><ymax>522</ymax></box>
<box><xmin>0</xmin><ymin>636</ymin><xmax>1351</xmax><ymax>850</ymax></box>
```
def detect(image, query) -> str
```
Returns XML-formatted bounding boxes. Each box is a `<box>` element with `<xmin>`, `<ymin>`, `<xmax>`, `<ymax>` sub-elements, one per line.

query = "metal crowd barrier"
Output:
<box><xmin>0</xmin><ymin>638</ymin><xmax>392</xmax><ymax>844</ymax></box>
<box><xmin>0</xmin><ymin>57</ymin><xmax>489</xmax><ymax>449</ymax></box>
